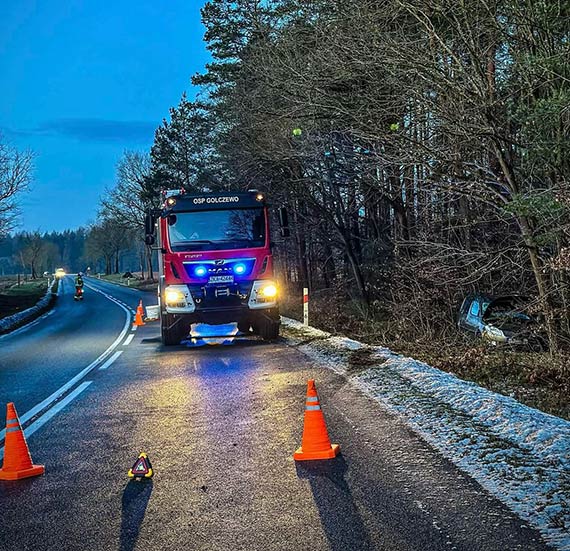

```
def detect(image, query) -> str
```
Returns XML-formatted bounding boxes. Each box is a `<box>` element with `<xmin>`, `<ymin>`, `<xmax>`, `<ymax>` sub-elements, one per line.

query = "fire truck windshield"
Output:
<box><xmin>167</xmin><ymin>208</ymin><xmax>266</xmax><ymax>251</ymax></box>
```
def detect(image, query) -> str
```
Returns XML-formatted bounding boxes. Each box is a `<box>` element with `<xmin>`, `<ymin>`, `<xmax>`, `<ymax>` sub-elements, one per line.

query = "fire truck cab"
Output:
<box><xmin>145</xmin><ymin>190</ymin><xmax>286</xmax><ymax>345</ymax></box>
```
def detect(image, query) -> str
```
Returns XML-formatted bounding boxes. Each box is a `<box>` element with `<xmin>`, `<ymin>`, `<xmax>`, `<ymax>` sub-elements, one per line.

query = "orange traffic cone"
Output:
<box><xmin>133</xmin><ymin>300</ymin><xmax>145</xmax><ymax>326</ymax></box>
<box><xmin>294</xmin><ymin>380</ymin><xmax>340</xmax><ymax>461</ymax></box>
<box><xmin>0</xmin><ymin>403</ymin><xmax>45</xmax><ymax>480</ymax></box>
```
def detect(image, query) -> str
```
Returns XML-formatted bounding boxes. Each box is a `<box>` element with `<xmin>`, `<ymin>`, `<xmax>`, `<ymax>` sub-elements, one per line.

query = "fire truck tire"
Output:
<box><xmin>258</xmin><ymin>318</ymin><xmax>280</xmax><ymax>341</ymax></box>
<box><xmin>161</xmin><ymin>314</ymin><xmax>185</xmax><ymax>346</ymax></box>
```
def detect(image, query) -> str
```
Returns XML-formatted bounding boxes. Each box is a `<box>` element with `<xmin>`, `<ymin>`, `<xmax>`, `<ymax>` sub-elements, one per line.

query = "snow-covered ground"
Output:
<box><xmin>281</xmin><ymin>317</ymin><xmax>570</xmax><ymax>551</ymax></box>
<box><xmin>0</xmin><ymin>280</ymin><xmax>58</xmax><ymax>334</ymax></box>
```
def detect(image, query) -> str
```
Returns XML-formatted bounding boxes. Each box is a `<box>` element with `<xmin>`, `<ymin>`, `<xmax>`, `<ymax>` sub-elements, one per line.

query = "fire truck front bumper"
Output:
<box><xmin>163</xmin><ymin>281</ymin><xmax>278</xmax><ymax>315</ymax></box>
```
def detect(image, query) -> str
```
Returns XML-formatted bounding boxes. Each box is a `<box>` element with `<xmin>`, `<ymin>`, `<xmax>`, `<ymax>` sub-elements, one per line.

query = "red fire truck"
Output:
<box><xmin>145</xmin><ymin>190</ymin><xmax>288</xmax><ymax>345</ymax></box>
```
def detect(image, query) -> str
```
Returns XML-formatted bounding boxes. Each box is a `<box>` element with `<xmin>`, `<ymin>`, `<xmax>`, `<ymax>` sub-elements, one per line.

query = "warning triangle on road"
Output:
<box><xmin>128</xmin><ymin>452</ymin><xmax>153</xmax><ymax>479</ymax></box>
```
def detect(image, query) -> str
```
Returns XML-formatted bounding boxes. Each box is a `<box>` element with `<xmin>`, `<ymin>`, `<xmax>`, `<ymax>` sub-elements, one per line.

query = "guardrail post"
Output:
<box><xmin>303</xmin><ymin>287</ymin><xmax>309</xmax><ymax>326</ymax></box>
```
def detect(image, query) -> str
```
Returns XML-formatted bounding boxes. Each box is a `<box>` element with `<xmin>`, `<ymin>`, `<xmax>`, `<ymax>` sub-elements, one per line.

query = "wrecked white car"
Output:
<box><xmin>457</xmin><ymin>294</ymin><xmax>546</xmax><ymax>350</ymax></box>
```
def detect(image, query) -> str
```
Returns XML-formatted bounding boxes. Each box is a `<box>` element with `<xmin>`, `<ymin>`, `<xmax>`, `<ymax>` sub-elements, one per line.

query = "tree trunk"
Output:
<box><xmin>146</xmin><ymin>245</ymin><xmax>154</xmax><ymax>280</ymax></box>
<box><xmin>323</xmin><ymin>241</ymin><xmax>336</xmax><ymax>288</ymax></box>
<box><xmin>340</xmin><ymin>229</ymin><xmax>368</xmax><ymax>309</ymax></box>
<box><xmin>519</xmin><ymin>215</ymin><xmax>558</xmax><ymax>354</ymax></box>
<box><xmin>293</xmin><ymin>207</ymin><xmax>310</xmax><ymax>289</ymax></box>
<box><xmin>139</xmin><ymin>250</ymin><xmax>145</xmax><ymax>280</ymax></box>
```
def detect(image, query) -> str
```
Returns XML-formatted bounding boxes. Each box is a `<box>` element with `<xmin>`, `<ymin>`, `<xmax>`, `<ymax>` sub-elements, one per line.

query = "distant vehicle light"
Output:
<box><xmin>261</xmin><ymin>284</ymin><xmax>277</xmax><ymax>298</ymax></box>
<box><xmin>234</xmin><ymin>263</ymin><xmax>246</xmax><ymax>275</ymax></box>
<box><xmin>255</xmin><ymin>193</ymin><xmax>264</xmax><ymax>201</ymax></box>
<box><xmin>55</xmin><ymin>268</ymin><xmax>66</xmax><ymax>278</ymax></box>
<box><xmin>166</xmin><ymin>197</ymin><xmax>177</xmax><ymax>207</ymax></box>
<box><xmin>194</xmin><ymin>266</ymin><xmax>207</xmax><ymax>277</ymax></box>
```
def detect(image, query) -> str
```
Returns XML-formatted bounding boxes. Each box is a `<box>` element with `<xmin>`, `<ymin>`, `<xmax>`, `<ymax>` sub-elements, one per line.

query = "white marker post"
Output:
<box><xmin>303</xmin><ymin>287</ymin><xmax>309</xmax><ymax>326</ymax></box>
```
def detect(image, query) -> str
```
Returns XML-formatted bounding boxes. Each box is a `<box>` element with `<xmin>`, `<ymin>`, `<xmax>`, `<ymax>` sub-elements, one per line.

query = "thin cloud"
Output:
<box><xmin>3</xmin><ymin>118</ymin><xmax>157</xmax><ymax>144</ymax></box>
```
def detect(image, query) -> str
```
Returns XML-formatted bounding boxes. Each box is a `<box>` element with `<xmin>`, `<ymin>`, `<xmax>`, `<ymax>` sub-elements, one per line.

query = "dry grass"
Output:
<box><xmin>98</xmin><ymin>273</ymin><xmax>158</xmax><ymax>292</ymax></box>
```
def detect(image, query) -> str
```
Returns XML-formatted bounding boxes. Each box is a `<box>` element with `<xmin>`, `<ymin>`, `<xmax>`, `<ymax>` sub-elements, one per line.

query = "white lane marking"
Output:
<box><xmin>98</xmin><ymin>350</ymin><xmax>123</xmax><ymax>370</ymax></box>
<box><xmin>124</xmin><ymin>333</ymin><xmax>135</xmax><ymax>346</ymax></box>
<box><xmin>0</xmin><ymin>381</ymin><xmax>92</xmax><ymax>461</ymax></box>
<box><xmin>131</xmin><ymin>325</ymin><xmax>137</xmax><ymax>332</ymax></box>
<box><xmin>0</xmin><ymin>283</ymin><xmax>131</xmax><ymax>443</ymax></box>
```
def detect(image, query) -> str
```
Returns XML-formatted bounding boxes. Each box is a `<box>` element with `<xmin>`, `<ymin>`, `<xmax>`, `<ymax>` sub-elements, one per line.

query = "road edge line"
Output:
<box><xmin>0</xmin><ymin>381</ymin><xmax>93</xmax><ymax>461</ymax></box>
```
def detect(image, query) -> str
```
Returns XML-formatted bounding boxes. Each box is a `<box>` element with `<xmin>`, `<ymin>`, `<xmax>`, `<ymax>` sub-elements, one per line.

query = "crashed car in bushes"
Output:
<box><xmin>457</xmin><ymin>294</ymin><xmax>545</xmax><ymax>349</ymax></box>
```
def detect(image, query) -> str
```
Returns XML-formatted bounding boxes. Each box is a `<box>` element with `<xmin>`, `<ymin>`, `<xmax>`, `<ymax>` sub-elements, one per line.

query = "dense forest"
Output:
<box><xmin>0</xmin><ymin>229</ymin><xmax>148</xmax><ymax>278</ymax></box>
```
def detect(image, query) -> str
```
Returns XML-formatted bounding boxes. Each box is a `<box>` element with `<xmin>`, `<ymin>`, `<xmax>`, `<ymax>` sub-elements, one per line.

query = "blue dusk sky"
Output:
<box><xmin>0</xmin><ymin>1</ymin><xmax>209</xmax><ymax>232</ymax></box>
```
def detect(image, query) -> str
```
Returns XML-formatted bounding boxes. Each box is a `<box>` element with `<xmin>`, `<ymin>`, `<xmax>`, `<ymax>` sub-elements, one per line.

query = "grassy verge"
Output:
<box><xmin>97</xmin><ymin>273</ymin><xmax>158</xmax><ymax>293</ymax></box>
<box><xmin>0</xmin><ymin>278</ymin><xmax>51</xmax><ymax>320</ymax></box>
<box><xmin>280</xmin><ymin>290</ymin><xmax>570</xmax><ymax>421</ymax></box>
<box><xmin>0</xmin><ymin>275</ymin><xmax>19</xmax><ymax>292</ymax></box>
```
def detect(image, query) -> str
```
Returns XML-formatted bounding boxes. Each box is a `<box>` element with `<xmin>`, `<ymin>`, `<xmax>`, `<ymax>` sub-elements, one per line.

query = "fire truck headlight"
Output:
<box><xmin>261</xmin><ymin>284</ymin><xmax>277</xmax><ymax>298</ymax></box>
<box><xmin>165</xmin><ymin>290</ymin><xmax>185</xmax><ymax>303</ymax></box>
<box><xmin>194</xmin><ymin>266</ymin><xmax>207</xmax><ymax>277</ymax></box>
<box><xmin>234</xmin><ymin>263</ymin><xmax>246</xmax><ymax>275</ymax></box>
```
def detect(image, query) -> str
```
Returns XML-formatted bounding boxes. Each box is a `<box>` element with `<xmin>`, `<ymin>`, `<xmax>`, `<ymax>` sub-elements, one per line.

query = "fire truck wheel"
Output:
<box><xmin>161</xmin><ymin>314</ymin><xmax>185</xmax><ymax>346</ymax></box>
<box><xmin>258</xmin><ymin>318</ymin><xmax>280</xmax><ymax>341</ymax></box>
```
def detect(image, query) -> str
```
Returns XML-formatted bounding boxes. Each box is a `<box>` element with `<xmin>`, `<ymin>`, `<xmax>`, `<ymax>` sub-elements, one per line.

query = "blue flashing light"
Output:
<box><xmin>234</xmin><ymin>263</ymin><xmax>246</xmax><ymax>275</ymax></box>
<box><xmin>194</xmin><ymin>266</ymin><xmax>207</xmax><ymax>277</ymax></box>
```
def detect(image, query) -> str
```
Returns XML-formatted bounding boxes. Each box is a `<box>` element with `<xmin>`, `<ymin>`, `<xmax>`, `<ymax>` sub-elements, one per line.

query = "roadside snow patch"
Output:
<box><xmin>0</xmin><ymin>282</ymin><xmax>57</xmax><ymax>335</ymax></box>
<box><xmin>281</xmin><ymin>316</ymin><xmax>570</xmax><ymax>551</ymax></box>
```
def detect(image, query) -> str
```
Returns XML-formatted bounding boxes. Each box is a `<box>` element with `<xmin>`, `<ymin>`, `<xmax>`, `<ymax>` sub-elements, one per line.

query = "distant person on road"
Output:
<box><xmin>75</xmin><ymin>273</ymin><xmax>84</xmax><ymax>289</ymax></box>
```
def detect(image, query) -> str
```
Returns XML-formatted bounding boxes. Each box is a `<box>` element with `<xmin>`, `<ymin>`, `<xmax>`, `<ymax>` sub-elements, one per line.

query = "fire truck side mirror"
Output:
<box><xmin>278</xmin><ymin>207</ymin><xmax>290</xmax><ymax>238</ymax></box>
<box><xmin>144</xmin><ymin>211</ymin><xmax>155</xmax><ymax>236</ymax></box>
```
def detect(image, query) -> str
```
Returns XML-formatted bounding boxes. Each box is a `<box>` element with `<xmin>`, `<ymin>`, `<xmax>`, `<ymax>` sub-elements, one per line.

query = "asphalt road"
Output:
<box><xmin>0</xmin><ymin>276</ymin><xmax>130</xmax><ymax>414</ymax></box>
<box><xmin>0</xmin><ymin>277</ymin><xmax>553</xmax><ymax>551</ymax></box>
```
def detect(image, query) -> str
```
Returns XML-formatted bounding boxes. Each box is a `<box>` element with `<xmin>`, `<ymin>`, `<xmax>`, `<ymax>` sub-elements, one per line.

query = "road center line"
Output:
<box><xmin>123</xmin><ymin>333</ymin><xmax>135</xmax><ymax>346</ymax></box>
<box><xmin>98</xmin><ymin>350</ymin><xmax>123</xmax><ymax>370</ymax></box>
<box><xmin>0</xmin><ymin>381</ymin><xmax>92</xmax><ymax>461</ymax></box>
<box><xmin>0</xmin><ymin>281</ymin><xmax>131</xmax><ymax>444</ymax></box>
